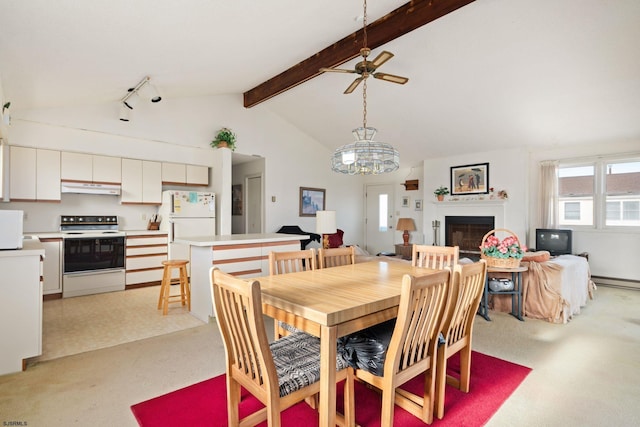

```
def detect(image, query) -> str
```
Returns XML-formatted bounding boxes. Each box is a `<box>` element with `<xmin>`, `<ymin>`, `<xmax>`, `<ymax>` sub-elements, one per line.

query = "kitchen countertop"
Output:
<box><xmin>175</xmin><ymin>233</ymin><xmax>309</xmax><ymax>246</ymax></box>
<box><xmin>0</xmin><ymin>238</ymin><xmax>45</xmax><ymax>258</ymax></box>
<box><xmin>24</xmin><ymin>230</ymin><xmax>168</xmax><ymax>239</ymax></box>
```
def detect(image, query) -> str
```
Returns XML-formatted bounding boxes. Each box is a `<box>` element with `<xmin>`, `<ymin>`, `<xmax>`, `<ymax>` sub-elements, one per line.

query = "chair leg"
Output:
<box><xmin>157</xmin><ymin>266</ymin><xmax>169</xmax><ymax>310</ymax></box>
<box><xmin>435</xmin><ymin>349</ymin><xmax>447</xmax><ymax>419</ymax></box>
<box><xmin>226</xmin><ymin>376</ymin><xmax>240</xmax><ymax>427</ymax></box>
<box><xmin>380</xmin><ymin>387</ymin><xmax>396</xmax><ymax>427</ymax></box>
<box><xmin>459</xmin><ymin>346</ymin><xmax>472</xmax><ymax>392</ymax></box>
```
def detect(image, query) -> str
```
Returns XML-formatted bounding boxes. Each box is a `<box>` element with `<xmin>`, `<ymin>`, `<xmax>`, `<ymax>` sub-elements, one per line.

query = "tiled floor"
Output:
<box><xmin>36</xmin><ymin>285</ymin><xmax>204</xmax><ymax>362</ymax></box>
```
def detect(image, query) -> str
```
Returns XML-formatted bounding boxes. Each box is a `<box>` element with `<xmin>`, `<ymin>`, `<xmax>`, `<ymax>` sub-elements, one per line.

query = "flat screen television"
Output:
<box><xmin>535</xmin><ymin>228</ymin><xmax>573</xmax><ymax>256</ymax></box>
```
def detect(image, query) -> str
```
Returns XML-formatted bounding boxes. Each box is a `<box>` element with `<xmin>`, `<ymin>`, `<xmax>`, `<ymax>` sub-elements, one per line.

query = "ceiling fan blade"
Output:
<box><xmin>319</xmin><ymin>67</ymin><xmax>356</xmax><ymax>74</ymax></box>
<box><xmin>344</xmin><ymin>77</ymin><xmax>364</xmax><ymax>94</ymax></box>
<box><xmin>370</xmin><ymin>51</ymin><xmax>394</xmax><ymax>68</ymax></box>
<box><xmin>373</xmin><ymin>72</ymin><xmax>409</xmax><ymax>85</ymax></box>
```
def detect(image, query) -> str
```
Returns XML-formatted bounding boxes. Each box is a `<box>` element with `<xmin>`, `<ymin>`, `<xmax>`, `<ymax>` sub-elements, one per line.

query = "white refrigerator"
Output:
<box><xmin>158</xmin><ymin>190</ymin><xmax>216</xmax><ymax>265</ymax></box>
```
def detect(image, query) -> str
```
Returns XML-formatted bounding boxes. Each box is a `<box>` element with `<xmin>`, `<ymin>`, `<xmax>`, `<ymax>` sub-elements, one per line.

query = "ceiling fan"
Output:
<box><xmin>320</xmin><ymin>47</ymin><xmax>409</xmax><ymax>94</ymax></box>
<box><xmin>319</xmin><ymin>0</ymin><xmax>409</xmax><ymax>94</ymax></box>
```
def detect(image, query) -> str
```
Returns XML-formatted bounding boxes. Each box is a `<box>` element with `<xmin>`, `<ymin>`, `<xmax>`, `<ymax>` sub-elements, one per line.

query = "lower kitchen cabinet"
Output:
<box><xmin>41</xmin><ymin>237</ymin><xmax>62</xmax><ymax>295</ymax></box>
<box><xmin>0</xmin><ymin>241</ymin><xmax>44</xmax><ymax>375</ymax></box>
<box><xmin>125</xmin><ymin>233</ymin><xmax>168</xmax><ymax>288</ymax></box>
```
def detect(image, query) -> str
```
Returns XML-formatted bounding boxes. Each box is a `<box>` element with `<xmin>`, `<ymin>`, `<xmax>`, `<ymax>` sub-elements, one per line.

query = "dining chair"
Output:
<box><xmin>435</xmin><ymin>260</ymin><xmax>487</xmax><ymax>419</ymax></box>
<box><xmin>318</xmin><ymin>246</ymin><xmax>355</xmax><ymax>268</ymax></box>
<box><xmin>210</xmin><ymin>267</ymin><xmax>350</xmax><ymax>427</ymax></box>
<box><xmin>269</xmin><ymin>249</ymin><xmax>317</xmax><ymax>274</ymax></box>
<box><xmin>412</xmin><ymin>244</ymin><xmax>459</xmax><ymax>269</ymax></box>
<box><xmin>269</xmin><ymin>249</ymin><xmax>317</xmax><ymax>339</ymax></box>
<box><xmin>344</xmin><ymin>269</ymin><xmax>452</xmax><ymax>427</ymax></box>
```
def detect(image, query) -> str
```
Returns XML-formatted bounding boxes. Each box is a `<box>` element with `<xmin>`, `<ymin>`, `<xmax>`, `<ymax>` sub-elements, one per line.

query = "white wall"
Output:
<box><xmin>3</xmin><ymin>94</ymin><xmax>365</xmax><ymax>243</ymax></box>
<box><xmin>422</xmin><ymin>147</ymin><xmax>529</xmax><ymax>246</ymax></box>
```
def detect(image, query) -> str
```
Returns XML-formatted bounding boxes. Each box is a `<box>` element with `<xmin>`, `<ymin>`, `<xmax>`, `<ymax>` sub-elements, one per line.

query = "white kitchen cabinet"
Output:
<box><xmin>9</xmin><ymin>145</ymin><xmax>36</xmax><ymax>200</ymax></box>
<box><xmin>162</xmin><ymin>162</ymin><xmax>209</xmax><ymax>186</ymax></box>
<box><xmin>92</xmin><ymin>154</ymin><xmax>121</xmax><ymax>183</ymax></box>
<box><xmin>61</xmin><ymin>152</ymin><xmax>92</xmax><ymax>181</ymax></box>
<box><xmin>186</xmin><ymin>164</ymin><xmax>209</xmax><ymax>185</ymax></box>
<box><xmin>61</xmin><ymin>152</ymin><xmax>121</xmax><ymax>184</ymax></box>
<box><xmin>0</xmin><ymin>240</ymin><xmax>44</xmax><ymax>375</ymax></box>
<box><xmin>41</xmin><ymin>238</ymin><xmax>62</xmax><ymax>295</ymax></box>
<box><xmin>125</xmin><ymin>234</ymin><xmax>168</xmax><ymax>287</ymax></box>
<box><xmin>36</xmin><ymin>149</ymin><xmax>61</xmax><ymax>201</ymax></box>
<box><xmin>162</xmin><ymin>162</ymin><xmax>185</xmax><ymax>184</ymax></box>
<box><xmin>121</xmin><ymin>159</ymin><xmax>162</xmax><ymax>204</ymax></box>
<box><xmin>10</xmin><ymin>146</ymin><xmax>61</xmax><ymax>201</ymax></box>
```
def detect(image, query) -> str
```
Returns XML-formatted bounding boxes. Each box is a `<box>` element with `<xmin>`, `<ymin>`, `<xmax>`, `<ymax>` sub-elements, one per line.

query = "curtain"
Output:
<box><xmin>539</xmin><ymin>160</ymin><xmax>558</xmax><ymax>228</ymax></box>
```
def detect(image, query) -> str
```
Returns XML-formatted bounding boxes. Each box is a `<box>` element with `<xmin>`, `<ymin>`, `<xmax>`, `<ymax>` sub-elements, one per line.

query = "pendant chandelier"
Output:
<box><xmin>330</xmin><ymin>0</ymin><xmax>400</xmax><ymax>175</ymax></box>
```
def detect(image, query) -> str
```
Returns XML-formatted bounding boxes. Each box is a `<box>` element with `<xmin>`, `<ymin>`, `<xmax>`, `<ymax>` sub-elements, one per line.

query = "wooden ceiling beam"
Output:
<box><xmin>243</xmin><ymin>0</ymin><xmax>476</xmax><ymax>108</ymax></box>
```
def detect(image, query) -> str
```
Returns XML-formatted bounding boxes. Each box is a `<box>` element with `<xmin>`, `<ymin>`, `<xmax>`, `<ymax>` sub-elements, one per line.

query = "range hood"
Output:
<box><xmin>61</xmin><ymin>182</ymin><xmax>121</xmax><ymax>195</ymax></box>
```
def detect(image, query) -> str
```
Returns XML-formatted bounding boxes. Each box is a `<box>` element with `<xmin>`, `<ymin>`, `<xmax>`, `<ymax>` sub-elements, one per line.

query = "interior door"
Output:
<box><xmin>365</xmin><ymin>184</ymin><xmax>395</xmax><ymax>255</ymax></box>
<box><xmin>246</xmin><ymin>174</ymin><xmax>263</xmax><ymax>233</ymax></box>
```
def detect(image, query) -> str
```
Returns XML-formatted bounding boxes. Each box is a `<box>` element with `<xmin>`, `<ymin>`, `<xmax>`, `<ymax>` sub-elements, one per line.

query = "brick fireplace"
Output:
<box><xmin>445</xmin><ymin>216</ymin><xmax>495</xmax><ymax>259</ymax></box>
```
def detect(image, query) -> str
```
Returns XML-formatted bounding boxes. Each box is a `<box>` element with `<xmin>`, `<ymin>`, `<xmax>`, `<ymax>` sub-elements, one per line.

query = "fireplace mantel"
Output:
<box><xmin>431</xmin><ymin>200</ymin><xmax>506</xmax><ymax>207</ymax></box>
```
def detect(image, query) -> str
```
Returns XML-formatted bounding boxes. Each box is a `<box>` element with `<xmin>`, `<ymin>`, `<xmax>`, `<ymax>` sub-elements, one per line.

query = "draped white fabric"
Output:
<box><xmin>539</xmin><ymin>160</ymin><xmax>558</xmax><ymax>228</ymax></box>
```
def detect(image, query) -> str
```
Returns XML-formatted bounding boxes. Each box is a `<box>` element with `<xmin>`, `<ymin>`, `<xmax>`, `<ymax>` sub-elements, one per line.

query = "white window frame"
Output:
<box><xmin>558</xmin><ymin>155</ymin><xmax>640</xmax><ymax>231</ymax></box>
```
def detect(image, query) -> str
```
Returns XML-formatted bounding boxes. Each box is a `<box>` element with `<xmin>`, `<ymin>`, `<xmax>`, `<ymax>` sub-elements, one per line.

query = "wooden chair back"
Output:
<box><xmin>210</xmin><ymin>268</ymin><xmax>278</xmax><ymax>425</ymax></box>
<box><xmin>347</xmin><ymin>269</ymin><xmax>452</xmax><ymax>426</ymax></box>
<box><xmin>435</xmin><ymin>260</ymin><xmax>487</xmax><ymax>419</ymax></box>
<box><xmin>318</xmin><ymin>246</ymin><xmax>355</xmax><ymax>268</ymax></box>
<box><xmin>412</xmin><ymin>244</ymin><xmax>459</xmax><ymax>269</ymax></box>
<box><xmin>269</xmin><ymin>249</ymin><xmax>316</xmax><ymax>275</ymax></box>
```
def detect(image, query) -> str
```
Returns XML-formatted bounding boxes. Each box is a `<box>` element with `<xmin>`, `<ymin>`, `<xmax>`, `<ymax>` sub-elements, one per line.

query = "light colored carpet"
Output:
<box><xmin>0</xmin><ymin>285</ymin><xmax>639</xmax><ymax>427</ymax></box>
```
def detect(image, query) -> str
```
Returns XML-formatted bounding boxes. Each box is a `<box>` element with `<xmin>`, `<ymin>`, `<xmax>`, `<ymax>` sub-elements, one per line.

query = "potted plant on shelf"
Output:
<box><xmin>434</xmin><ymin>185</ymin><xmax>449</xmax><ymax>201</ymax></box>
<box><xmin>211</xmin><ymin>127</ymin><xmax>236</xmax><ymax>151</ymax></box>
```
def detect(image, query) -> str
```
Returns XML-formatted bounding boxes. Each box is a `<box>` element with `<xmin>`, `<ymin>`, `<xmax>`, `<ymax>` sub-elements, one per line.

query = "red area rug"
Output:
<box><xmin>131</xmin><ymin>351</ymin><xmax>531</xmax><ymax>426</ymax></box>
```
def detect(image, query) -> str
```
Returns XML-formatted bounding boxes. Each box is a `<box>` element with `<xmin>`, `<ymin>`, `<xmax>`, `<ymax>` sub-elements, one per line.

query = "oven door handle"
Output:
<box><xmin>63</xmin><ymin>268</ymin><xmax>126</xmax><ymax>276</ymax></box>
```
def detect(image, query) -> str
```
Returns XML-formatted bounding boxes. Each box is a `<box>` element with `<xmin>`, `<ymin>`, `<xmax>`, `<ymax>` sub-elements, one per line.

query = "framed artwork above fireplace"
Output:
<box><xmin>450</xmin><ymin>162</ymin><xmax>489</xmax><ymax>195</ymax></box>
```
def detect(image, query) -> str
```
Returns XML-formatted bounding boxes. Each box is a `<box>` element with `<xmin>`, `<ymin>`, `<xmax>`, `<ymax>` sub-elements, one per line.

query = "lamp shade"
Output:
<box><xmin>396</xmin><ymin>218</ymin><xmax>416</xmax><ymax>232</ymax></box>
<box><xmin>316</xmin><ymin>210</ymin><xmax>337</xmax><ymax>235</ymax></box>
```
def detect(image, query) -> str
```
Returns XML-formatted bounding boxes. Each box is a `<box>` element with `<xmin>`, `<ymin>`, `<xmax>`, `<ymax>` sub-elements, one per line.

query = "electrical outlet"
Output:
<box><xmin>141</xmin><ymin>213</ymin><xmax>147</xmax><ymax>221</ymax></box>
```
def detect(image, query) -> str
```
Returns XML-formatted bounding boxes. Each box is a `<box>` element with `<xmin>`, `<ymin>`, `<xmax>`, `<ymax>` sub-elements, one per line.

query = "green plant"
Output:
<box><xmin>211</xmin><ymin>127</ymin><xmax>236</xmax><ymax>150</ymax></box>
<box><xmin>434</xmin><ymin>186</ymin><xmax>450</xmax><ymax>196</ymax></box>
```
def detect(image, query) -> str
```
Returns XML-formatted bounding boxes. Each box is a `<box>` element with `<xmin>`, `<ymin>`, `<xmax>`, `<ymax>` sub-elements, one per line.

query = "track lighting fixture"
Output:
<box><xmin>119</xmin><ymin>76</ymin><xmax>161</xmax><ymax>121</ymax></box>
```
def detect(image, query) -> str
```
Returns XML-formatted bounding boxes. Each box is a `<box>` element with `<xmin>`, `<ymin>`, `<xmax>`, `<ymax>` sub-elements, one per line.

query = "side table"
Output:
<box><xmin>478</xmin><ymin>265</ymin><xmax>527</xmax><ymax>322</ymax></box>
<box><xmin>394</xmin><ymin>244</ymin><xmax>413</xmax><ymax>260</ymax></box>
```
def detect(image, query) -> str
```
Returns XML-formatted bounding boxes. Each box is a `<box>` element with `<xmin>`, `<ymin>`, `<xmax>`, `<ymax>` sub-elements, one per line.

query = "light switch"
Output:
<box><xmin>271</xmin><ymin>196</ymin><xmax>276</xmax><ymax>202</ymax></box>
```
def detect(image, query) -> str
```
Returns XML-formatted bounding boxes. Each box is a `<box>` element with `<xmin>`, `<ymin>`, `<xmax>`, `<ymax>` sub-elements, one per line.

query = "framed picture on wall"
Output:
<box><xmin>450</xmin><ymin>162</ymin><xmax>490</xmax><ymax>195</ymax></box>
<box><xmin>401</xmin><ymin>196</ymin><xmax>410</xmax><ymax>208</ymax></box>
<box><xmin>415</xmin><ymin>199</ymin><xmax>423</xmax><ymax>211</ymax></box>
<box><xmin>299</xmin><ymin>187</ymin><xmax>326</xmax><ymax>217</ymax></box>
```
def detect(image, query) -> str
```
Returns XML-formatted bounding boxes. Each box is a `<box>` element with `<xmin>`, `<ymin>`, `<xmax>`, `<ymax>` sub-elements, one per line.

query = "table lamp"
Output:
<box><xmin>316</xmin><ymin>210</ymin><xmax>337</xmax><ymax>249</ymax></box>
<box><xmin>396</xmin><ymin>218</ymin><xmax>416</xmax><ymax>246</ymax></box>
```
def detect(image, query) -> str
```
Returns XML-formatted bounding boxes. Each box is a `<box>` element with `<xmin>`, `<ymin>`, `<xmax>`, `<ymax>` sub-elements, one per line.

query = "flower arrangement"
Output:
<box><xmin>211</xmin><ymin>127</ymin><xmax>236</xmax><ymax>150</ymax></box>
<box><xmin>434</xmin><ymin>186</ymin><xmax>450</xmax><ymax>196</ymax></box>
<box><xmin>480</xmin><ymin>234</ymin><xmax>526</xmax><ymax>259</ymax></box>
<box><xmin>497</xmin><ymin>189</ymin><xmax>508</xmax><ymax>199</ymax></box>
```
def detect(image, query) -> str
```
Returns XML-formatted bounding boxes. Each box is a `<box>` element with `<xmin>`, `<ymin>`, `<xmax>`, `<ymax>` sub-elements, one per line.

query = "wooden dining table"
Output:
<box><xmin>257</xmin><ymin>259</ymin><xmax>437</xmax><ymax>427</ymax></box>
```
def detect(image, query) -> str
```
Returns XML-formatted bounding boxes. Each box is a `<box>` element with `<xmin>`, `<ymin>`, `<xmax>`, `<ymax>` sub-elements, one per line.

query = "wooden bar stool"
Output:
<box><xmin>157</xmin><ymin>260</ymin><xmax>190</xmax><ymax>315</ymax></box>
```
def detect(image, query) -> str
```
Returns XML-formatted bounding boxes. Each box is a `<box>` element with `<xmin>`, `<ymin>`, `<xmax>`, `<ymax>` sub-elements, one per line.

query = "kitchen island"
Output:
<box><xmin>175</xmin><ymin>233</ymin><xmax>308</xmax><ymax>322</ymax></box>
<box><xmin>0</xmin><ymin>239</ymin><xmax>45</xmax><ymax>375</ymax></box>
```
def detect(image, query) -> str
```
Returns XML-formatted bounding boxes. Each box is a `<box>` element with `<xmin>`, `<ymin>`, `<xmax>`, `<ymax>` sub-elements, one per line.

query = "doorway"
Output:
<box><xmin>365</xmin><ymin>183</ymin><xmax>395</xmax><ymax>255</ymax></box>
<box><xmin>246</xmin><ymin>174</ymin><xmax>263</xmax><ymax>233</ymax></box>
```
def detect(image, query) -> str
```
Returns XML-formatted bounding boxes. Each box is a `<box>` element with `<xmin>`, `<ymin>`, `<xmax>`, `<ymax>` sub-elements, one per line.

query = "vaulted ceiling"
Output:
<box><xmin>1</xmin><ymin>0</ymin><xmax>638</xmax><ymax>167</ymax></box>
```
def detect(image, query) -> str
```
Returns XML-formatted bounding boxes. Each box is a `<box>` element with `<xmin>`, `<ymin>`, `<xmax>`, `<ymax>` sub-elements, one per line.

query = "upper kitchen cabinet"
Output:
<box><xmin>121</xmin><ymin>158</ymin><xmax>162</xmax><ymax>205</ymax></box>
<box><xmin>10</xmin><ymin>146</ymin><xmax>61</xmax><ymax>202</ymax></box>
<box><xmin>61</xmin><ymin>152</ymin><xmax>121</xmax><ymax>184</ymax></box>
<box><xmin>162</xmin><ymin>162</ymin><xmax>209</xmax><ymax>186</ymax></box>
<box><xmin>186</xmin><ymin>164</ymin><xmax>209</xmax><ymax>185</ymax></box>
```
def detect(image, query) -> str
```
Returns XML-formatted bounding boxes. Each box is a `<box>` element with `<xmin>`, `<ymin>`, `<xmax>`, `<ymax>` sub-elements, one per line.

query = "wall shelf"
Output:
<box><xmin>432</xmin><ymin>199</ymin><xmax>507</xmax><ymax>206</ymax></box>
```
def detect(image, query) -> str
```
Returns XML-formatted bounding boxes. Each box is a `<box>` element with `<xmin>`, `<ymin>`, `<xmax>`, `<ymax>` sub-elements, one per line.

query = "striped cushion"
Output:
<box><xmin>278</xmin><ymin>320</ymin><xmax>301</xmax><ymax>334</ymax></box>
<box><xmin>271</xmin><ymin>331</ymin><xmax>349</xmax><ymax>397</ymax></box>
